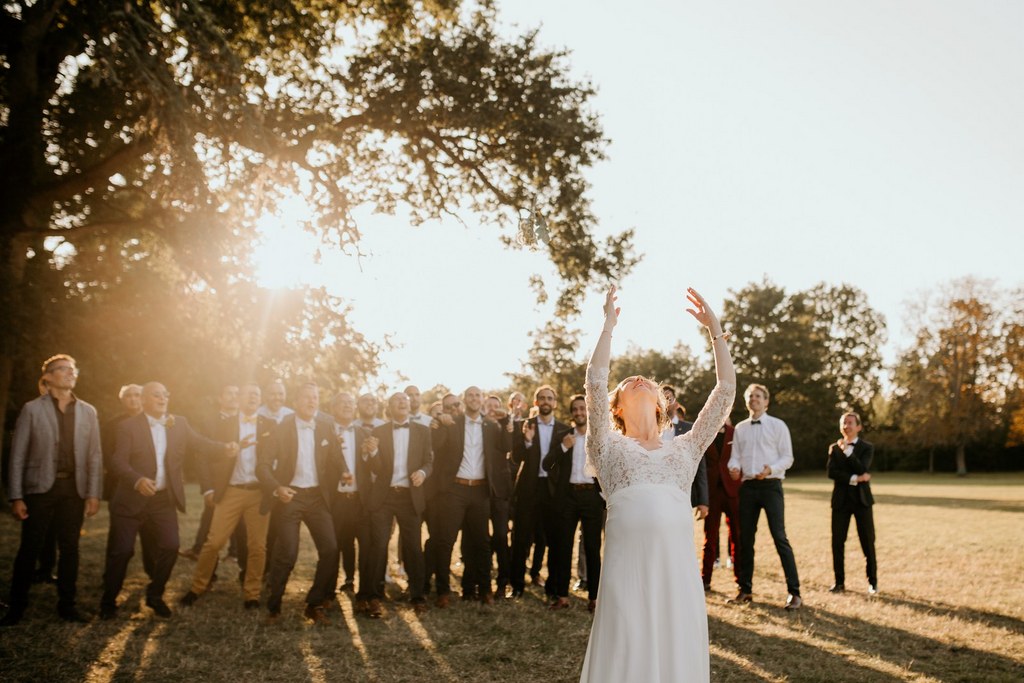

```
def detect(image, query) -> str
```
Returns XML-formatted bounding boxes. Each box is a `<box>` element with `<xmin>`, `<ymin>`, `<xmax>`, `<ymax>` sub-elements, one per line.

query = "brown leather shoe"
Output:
<box><xmin>435</xmin><ymin>594</ymin><xmax>450</xmax><ymax>609</ymax></box>
<box><xmin>304</xmin><ymin>604</ymin><xmax>330</xmax><ymax>624</ymax></box>
<box><xmin>548</xmin><ymin>597</ymin><xmax>570</xmax><ymax>611</ymax></box>
<box><xmin>784</xmin><ymin>594</ymin><xmax>803</xmax><ymax>610</ymax></box>
<box><xmin>480</xmin><ymin>593</ymin><xmax>494</xmax><ymax>606</ymax></box>
<box><xmin>263</xmin><ymin>611</ymin><xmax>281</xmax><ymax>626</ymax></box>
<box><xmin>367</xmin><ymin>599</ymin><xmax>383</xmax><ymax>618</ymax></box>
<box><xmin>413</xmin><ymin>600</ymin><xmax>429</xmax><ymax>615</ymax></box>
<box><xmin>726</xmin><ymin>592</ymin><xmax>753</xmax><ymax>605</ymax></box>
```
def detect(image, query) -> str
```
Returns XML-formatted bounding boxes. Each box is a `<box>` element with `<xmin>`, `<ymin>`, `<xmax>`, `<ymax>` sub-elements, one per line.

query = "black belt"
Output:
<box><xmin>230</xmin><ymin>483</ymin><xmax>261</xmax><ymax>491</ymax></box>
<box><xmin>389</xmin><ymin>486</ymin><xmax>410</xmax><ymax>493</ymax></box>
<box><xmin>336</xmin><ymin>491</ymin><xmax>358</xmax><ymax>499</ymax></box>
<box><xmin>292</xmin><ymin>486</ymin><xmax>321</xmax><ymax>493</ymax></box>
<box><xmin>55</xmin><ymin>472</ymin><xmax>74</xmax><ymax>480</ymax></box>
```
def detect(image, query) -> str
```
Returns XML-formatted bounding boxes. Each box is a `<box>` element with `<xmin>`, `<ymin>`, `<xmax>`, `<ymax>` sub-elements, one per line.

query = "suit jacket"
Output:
<box><xmin>7</xmin><ymin>394</ymin><xmax>102</xmax><ymax>501</ymax></box>
<box><xmin>110</xmin><ymin>413</ymin><xmax>223</xmax><ymax>514</ymax></box>
<box><xmin>101</xmin><ymin>412</ymin><xmax>135</xmax><ymax>500</ymax></box>
<box><xmin>199</xmin><ymin>413</ymin><xmax>277</xmax><ymax>503</ymax></box>
<box><xmin>433</xmin><ymin>415</ymin><xmax>512</xmax><ymax>500</ymax></box>
<box><xmin>542</xmin><ymin>428</ymin><xmax>602</xmax><ymax>499</ymax></box>
<box><xmin>335</xmin><ymin>422</ymin><xmax>374</xmax><ymax>506</ymax></box>
<box><xmin>672</xmin><ymin>419</ymin><xmax>709</xmax><ymax>508</ymax></box>
<box><xmin>365</xmin><ymin>421</ymin><xmax>434</xmax><ymax>515</ymax></box>
<box><xmin>705</xmin><ymin>424</ymin><xmax>740</xmax><ymax>500</ymax></box>
<box><xmin>827</xmin><ymin>438</ymin><xmax>875</xmax><ymax>508</ymax></box>
<box><xmin>256</xmin><ymin>413</ymin><xmax>345</xmax><ymax>512</ymax></box>
<box><xmin>511</xmin><ymin>416</ymin><xmax>571</xmax><ymax>500</ymax></box>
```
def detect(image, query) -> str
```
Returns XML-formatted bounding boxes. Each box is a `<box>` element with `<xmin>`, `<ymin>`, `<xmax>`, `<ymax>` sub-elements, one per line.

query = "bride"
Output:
<box><xmin>580</xmin><ymin>285</ymin><xmax>736</xmax><ymax>683</ymax></box>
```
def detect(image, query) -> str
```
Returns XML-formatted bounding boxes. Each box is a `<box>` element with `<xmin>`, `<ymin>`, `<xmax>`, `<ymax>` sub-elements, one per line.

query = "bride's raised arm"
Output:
<box><xmin>684</xmin><ymin>288</ymin><xmax>737</xmax><ymax>456</ymax></box>
<box><xmin>584</xmin><ymin>286</ymin><xmax>619</xmax><ymax>477</ymax></box>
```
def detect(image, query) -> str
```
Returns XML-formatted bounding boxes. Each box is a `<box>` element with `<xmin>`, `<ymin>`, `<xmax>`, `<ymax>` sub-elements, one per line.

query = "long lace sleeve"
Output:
<box><xmin>682</xmin><ymin>380</ymin><xmax>736</xmax><ymax>462</ymax></box>
<box><xmin>584</xmin><ymin>363</ymin><xmax>611</xmax><ymax>479</ymax></box>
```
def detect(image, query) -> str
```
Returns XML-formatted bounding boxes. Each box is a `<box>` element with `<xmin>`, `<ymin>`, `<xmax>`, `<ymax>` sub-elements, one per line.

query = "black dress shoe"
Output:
<box><xmin>244</xmin><ymin>600</ymin><xmax>260</xmax><ymax>610</ymax></box>
<box><xmin>784</xmin><ymin>594</ymin><xmax>803</xmax><ymax>610</ymax></box>
<box><xmin>145</xmin><ymin>597</ymin><xmax>173</xmax><ymax>618</ymax></box>
<box><xmin>829</xmin><ymin>584</ymin><xmax>846</xmax><ymax>593</ymax></box>
<box><xmin>58</xmin><ymin>607</ymin><xmax>91</xmax><ymax>624</ymax></box>
<box><xmin>509</xmin><ymin>589</ymin><xmax>524</xmax><ymax>599</ymax></box>
<box><xmin>0</xmin><ymin>610</ymin><xmax>24</xmax><ymax>627</ymax></box>
<box><xmin>179</xmin><ymin>591</ymin><xmax>200</xmax><ymax>607</ymax></box>
<box><xmin>99</xmin><ymin>604</ymin><xmax>118</xmax><ymax>620</ymax></box>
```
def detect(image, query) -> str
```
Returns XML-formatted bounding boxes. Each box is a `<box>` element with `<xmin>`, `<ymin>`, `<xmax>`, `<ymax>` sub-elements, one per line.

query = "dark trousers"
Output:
<box><xmin>421</xmin><ymin>496</ymin><xmax>441</xmax><ymax>595</ymax></box>
<box><xmin>331</xmin><ymin>492</ymin><xmax>370</xmax><ymax>595</ymax></box>
<box><xmin>702</xmin><ymin>487</ymin><xmax>741</xmax><ymax>587</ymax></box>
<box><xmin>367</xmin><ymin>488</ymin><xmax>424</xmax><ymax>602</ymax></box>
<box><xmin>36</xmin><ymin>523</ymin><xmax>57</xmax><ymax>579</ymax></box>
<box><xmin>102</xmin><ymin>490</ymin><xmax>179</xmax><ymax>606</ymax></box>
<box><xmin>8</xmin><ymin>479</ymin><xmax>84</xmax><ymax>612</ymax></box>
<box><xmin>510</xmin><ymin>484</ymin><xmax>556</xmax><ymax>593</ymax></box>
<box><xmin>437</xmin><ymin>483</ymin><xmax>491</xmax><ymax>598</ymax></box>
<box><xmin>266</xmin><ymin>489</ymin><xmax>338</xmax><ymax>614</ymax></box>
<box><xmin>738</xmin><ymin>479</ymin><xmax>800</xmax><ymax>596</ymax></box>
<box><xmin>832</xmin><ymin>501</ymin><xmax>877</xmax><ymax>586</ymax></box>
<box><xmin>553</xmin><ymin>486</ymin><xmax>604</xmax><ymax>600</ymax></box>
<box><xmin>191</xmin><ymin>502</ymin><xmax>214</xmax><ymax>553</ymax></box>
<box><xmin>490</xmin><ymin>496</ymin><xmax>511</xmax><ymax>591</ymax></box>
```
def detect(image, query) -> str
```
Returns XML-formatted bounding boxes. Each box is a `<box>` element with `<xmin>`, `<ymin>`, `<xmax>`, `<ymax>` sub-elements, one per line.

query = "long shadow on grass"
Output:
<box><xmin>788</xmin><ymin>488</ymin><xmax>1024</xmax><ymax>514</ymax></box>
<box><xmin>873</xmin><ymin>592</ymin><xmax>1024</xmax><ymax>637</ymax></box>
<box><xmin>709</xmin><ymin>613</ymin><xmax>905</xmax><ymax>682</ymax></box>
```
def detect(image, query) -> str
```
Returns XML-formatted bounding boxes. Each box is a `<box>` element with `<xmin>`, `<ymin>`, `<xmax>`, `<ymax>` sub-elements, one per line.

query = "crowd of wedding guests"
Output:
<box><xmin>1</xmin><ymin>353</ymin><xmax>878</xmax><ymax>626</ymax></box>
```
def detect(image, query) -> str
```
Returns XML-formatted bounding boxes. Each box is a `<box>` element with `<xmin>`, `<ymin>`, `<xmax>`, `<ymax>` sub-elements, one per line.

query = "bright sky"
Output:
<box><xmin>255</xmin><ymin>1</ymin><xmax>1024</xmax><ymax>396</ymax></box>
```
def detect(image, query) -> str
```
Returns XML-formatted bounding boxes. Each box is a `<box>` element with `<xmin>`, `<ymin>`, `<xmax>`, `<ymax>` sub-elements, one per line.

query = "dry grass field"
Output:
<box><xmin>0</xmin><ymin>473</ymin><xmax>1022</xmax><ymax>682</ymax></box>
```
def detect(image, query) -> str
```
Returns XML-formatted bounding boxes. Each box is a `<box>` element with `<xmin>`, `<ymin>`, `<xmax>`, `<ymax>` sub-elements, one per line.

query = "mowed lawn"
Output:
<box><xmin>0</xmin><ymin>473</ymin><xmax>1022</xmax><ymax>682</ymax></box>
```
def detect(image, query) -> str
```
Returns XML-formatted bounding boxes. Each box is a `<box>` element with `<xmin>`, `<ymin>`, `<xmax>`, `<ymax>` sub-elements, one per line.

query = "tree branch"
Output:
<box><xmin>28</xmin><ymin>137</ymin><xmax>155</xmax><ymax>209</ymax></box>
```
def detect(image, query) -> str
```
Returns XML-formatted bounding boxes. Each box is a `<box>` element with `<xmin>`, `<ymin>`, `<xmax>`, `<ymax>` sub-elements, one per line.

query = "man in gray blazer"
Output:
<box><xmin>1</xmin><ymin>354</ymin><xmax>102</xmax><ymax>626</ymax></box>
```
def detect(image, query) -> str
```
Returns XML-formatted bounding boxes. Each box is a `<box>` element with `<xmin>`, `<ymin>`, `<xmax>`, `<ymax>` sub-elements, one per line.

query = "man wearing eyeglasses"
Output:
<box><xmin>2</xmin><ymin>354</ymin><xmax>102</xmax><ymax>626</ymax></box>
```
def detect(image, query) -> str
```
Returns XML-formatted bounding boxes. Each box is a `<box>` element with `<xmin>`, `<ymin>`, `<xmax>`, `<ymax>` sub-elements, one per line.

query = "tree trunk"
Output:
<box><xmin>955</xmin><ymin>443</ymin><xmax>968</xmax><ymax>476</ymax></box>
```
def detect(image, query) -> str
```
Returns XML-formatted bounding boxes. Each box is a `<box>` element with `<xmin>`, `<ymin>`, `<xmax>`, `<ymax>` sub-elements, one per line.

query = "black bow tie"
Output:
<box><xmin>393</xmin><ymin>423</ymin><xmax>409</xmax><ymax>430</ymax></box>
<box><xmin>751</xmin><ymin>420</ymin><xmax>762</xmax><ymax>425</ymax></box>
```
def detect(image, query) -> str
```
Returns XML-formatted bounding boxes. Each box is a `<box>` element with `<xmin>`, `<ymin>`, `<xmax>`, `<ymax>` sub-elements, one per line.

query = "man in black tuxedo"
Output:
<box><xmin>662</xmin><ymin>386</ymin><xmax>708</xmax><ymax>520</ymax></box>
<box><xmin>328</xmin><ymin>392</ymin><xmax>373</xmax><ymax>607</ymax></box>
<box><xmin>544</xmin><ymin>394</ymin><xmax>604</xmax><ymax>612</ymax></box>
<box><xmin>509</xmin><ymin>385</ymin><xmax>571</xmax><ymax>599</ymax></box>
<box><xmin>364</xmin><ymin>393</ymin><xmax>433</xmax><ymax>617</ymax></box>
<box><xmin>484</xmin><ymin>394</ymin><xmax>515</xmax><ymax>597</ymax></box>
<box><xmin>257</xmin><ymin>382</ymin><xmax>345</xmax><ymax>624</ymax></box>
<box><xmin>827</xmin><ymin>411</ymin><xmax>877</xmax><ymax>595</ymax></box>
<box><xmin>180</xmin><ymin>383</ymin><xmax>276</xmax><ymax>609</ymax></box>
<box><xmin>430</xmin><ymin>387</ymin><xmax>512</xmax><ymax>607</ymax></box>
<box><xmin>100</xmin><ymin>382</ymin><xmax>238</xmax><ymax>620</ymax></box>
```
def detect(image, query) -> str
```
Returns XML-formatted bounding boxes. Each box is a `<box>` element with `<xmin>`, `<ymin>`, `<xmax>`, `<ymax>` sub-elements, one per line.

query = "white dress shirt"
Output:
<box><xmin>728</xmin><ymin>412</ymin><xmax>794</xmax><ymax>481</ymax></box>
<box><xmin>147</xmin><ymin>415</ymin><xmax>169</xmax><ymax>491</ymax></box>
<box><xmin>289</xmin><ymin>418</ymin><xmax>319</xmax><ymax>488</ymax></box>
<box><xmin>843</xmin><ymin>437</ymin><xmax>860</xmax><ymax>486</ymax></box>
<box><xmin>389</xmin><ymin>422</ymin><xmax>412</xmax><ymax>487</ymax></box>
<box><xmin>536</xmin><ymin>416</ymin><xmax>554</xmax><ymax>478</ymax></box>
<box><xmin>410</xmin><ymin>412</ymin><xmax>433</xmax><ymax>427</ymax></box>
<box><xmin>568</xmin><ymin>428</ymin><xmax>590</xmax><ymax>484</ymax></box>
<box><xmin>456</xmin><ymin>416</ymin><xmax>486</xmax><ymax>480</ymax></box>
<box><xmin>336</xmin><ymin>423</ymin><xmax>358</xmax><ymax>492</ymax></box>
<box><xmin>355</xmin><ymin>417</ymin><xmax>386</xmax><ymax>429</ymax></box>
<box><xmin>230</xmin><ymin>413</ymin><xmax>259</xmax><ymax>485</ymax></box>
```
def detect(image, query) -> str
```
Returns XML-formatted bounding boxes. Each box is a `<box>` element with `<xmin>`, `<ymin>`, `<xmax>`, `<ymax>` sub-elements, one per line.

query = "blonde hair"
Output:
<box><xmin>608</xmin><ymin>376</ymin><xmax>669</xmax><ymax>434</ymax></box>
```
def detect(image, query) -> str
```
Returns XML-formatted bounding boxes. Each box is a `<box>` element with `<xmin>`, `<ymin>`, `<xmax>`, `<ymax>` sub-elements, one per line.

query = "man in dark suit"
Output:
<box><xmin>364</xmin><ymin>392</ymin><xmax>433</xmax><ymax>617</ymax></box>
<box><xmin>100</xmin><ymin>381</ymin><xmax>237</xmax><ymax>620</ymax></box>
<box><xmin>509</xmin><ymin>385</ymin><xmax>571</xmax><ymax>599</ymax></box>
<box><xmin>102</xmin><ymin>384</ymin><xmax>143</xmax><ymax>501</ymax></box>
<box><xmin>701</xmin><ymin>421</ymin><xmax>740</xmax><ymax>591</ymax></box>
<box><xmin>180</xmin><ymin>383</ymin><xmax>276</xmax><ymax>609</ymax></box>
<box><xmin>544</xmin><ymin>394</ymin><xmax>604</xmax><ymax>612</ymax></box>
<box><xmin>257</xmin><ymin>382</ymin><xmax>344</xmax><ymax>624</ymax></box>
<box><xmin>485</xmin><ymin>394</ymin><xmax>515</xmax><ymax>597</ymax></box>
<box><xmin>662</xmin><ymin>386</ymin><xmax>709</xmax><ymax>520</ymax></box>
<box><xmin>2</xmin><ymin>354</ymin><xmax>102</xmax><ymax>626</ymax></box>
<box><xmin>827</xmin><ymin>411</ymin><xmax>877</xmax><ymax>595</ymax></box>
<box><xmin>430</xmin><ymin>386</ymin><xmax>512</xmax><ymax>607</ymax></box>
<box><xmin>328</xmin><ymin>392</ymin><xmax>373</xmax><ymax>607</ymax></box>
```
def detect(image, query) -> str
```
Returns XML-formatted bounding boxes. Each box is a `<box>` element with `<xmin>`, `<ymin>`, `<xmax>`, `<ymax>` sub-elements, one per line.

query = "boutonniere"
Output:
<box><xmin>165</xmin><ymin>415</ymin><xmax>176</xmax><ymax>428</ymax></box>
<box><xmin>320</xmin><ymin>438</ymin><xmax>329</xmax><ymax>447</ymax></box>
<box><xmin>261</xmin><ymin>432</ymin><xmax>271</xmax><ymax>438</ymax></box>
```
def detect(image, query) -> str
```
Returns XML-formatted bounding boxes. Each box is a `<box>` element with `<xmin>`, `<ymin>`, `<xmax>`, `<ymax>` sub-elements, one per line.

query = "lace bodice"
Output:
<box><xmin>585</xmin><ymin>365</ymin><xmax>736</xmax><ymax>499</ymax></box>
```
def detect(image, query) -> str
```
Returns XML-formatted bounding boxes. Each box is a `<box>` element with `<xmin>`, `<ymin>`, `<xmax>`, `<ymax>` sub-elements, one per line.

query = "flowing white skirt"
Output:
<box><xmin>579</xmin><ymin>483</ymin><xmax>709</xmax><ymax>683</ymax></box>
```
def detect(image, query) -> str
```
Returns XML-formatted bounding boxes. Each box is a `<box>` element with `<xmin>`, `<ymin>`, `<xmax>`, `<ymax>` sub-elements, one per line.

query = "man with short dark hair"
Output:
<box><xmin>2</xmin><ymin>355</ymin><xmax>102</xmax><ymax>626</ymax></box>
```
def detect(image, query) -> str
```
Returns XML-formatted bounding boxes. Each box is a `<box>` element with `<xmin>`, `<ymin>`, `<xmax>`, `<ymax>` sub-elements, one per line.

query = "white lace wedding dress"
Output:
<box><xmin>579</xmin><ymin>364</ymin><xmax>735</xmax><ymax>683</ymax></box>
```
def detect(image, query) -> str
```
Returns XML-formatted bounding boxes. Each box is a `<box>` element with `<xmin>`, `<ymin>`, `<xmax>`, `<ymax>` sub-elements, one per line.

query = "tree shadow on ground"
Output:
<box><xmin>789</xmin><ymin>487</ymin><xmax>1024</xmax><ymax>513</ymax></box>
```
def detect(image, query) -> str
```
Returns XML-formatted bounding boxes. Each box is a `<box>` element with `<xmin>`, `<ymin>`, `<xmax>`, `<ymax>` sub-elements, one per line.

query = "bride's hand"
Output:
<box><xmin>603</xmin><ymin>285</ymin><xmax>620</xmax><ymax>330</ymax></box>
<box><xmin>685</xmin><ymin>287</ymin><xmax>722</xmax><ymax>334</ymax></box>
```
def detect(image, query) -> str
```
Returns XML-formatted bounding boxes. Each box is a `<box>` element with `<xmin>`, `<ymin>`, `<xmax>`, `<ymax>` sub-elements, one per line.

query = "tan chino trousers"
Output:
<box><xmin>191</xmin><ymin>487</ymin><xmax>269</xmax><ymax>601</ymax></box>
